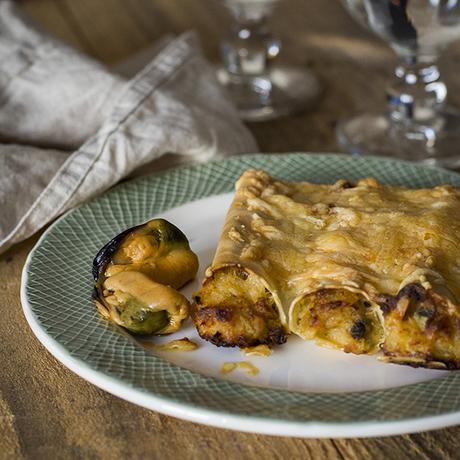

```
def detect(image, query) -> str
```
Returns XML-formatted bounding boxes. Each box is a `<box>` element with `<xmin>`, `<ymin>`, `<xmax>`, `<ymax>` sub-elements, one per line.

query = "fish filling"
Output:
<box><xmin>293</xmin><ymin>288</ymin><xmax>383</xmax><ymax>354</ymax></box>
<box><xmin>193</xmin><ymin>267</ymin><xmax>286</xmax><ymax>347</ymax></box>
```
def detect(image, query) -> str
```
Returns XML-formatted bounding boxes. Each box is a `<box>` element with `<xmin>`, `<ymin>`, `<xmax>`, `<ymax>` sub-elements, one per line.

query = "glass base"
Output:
<box><xmin>217</xmin><ymin>64</ymin><xmax>321</xmax><ymax>122</ymax></box>
<box><xmin>336</xmin><ymin>110</ymin><xmax>460</xmax><ymax>170</ymax></box>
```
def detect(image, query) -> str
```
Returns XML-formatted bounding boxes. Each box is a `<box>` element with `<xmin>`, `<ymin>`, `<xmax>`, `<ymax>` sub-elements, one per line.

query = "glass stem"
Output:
<box><xmin>387</xmin><ymin>56</ymin><xmax>446</xmax><ymax>143</ymax></box>
<box><xmin>221</xmin><ymin>1</ymin><xmax>280</xmax><ymax>80</ymax></box>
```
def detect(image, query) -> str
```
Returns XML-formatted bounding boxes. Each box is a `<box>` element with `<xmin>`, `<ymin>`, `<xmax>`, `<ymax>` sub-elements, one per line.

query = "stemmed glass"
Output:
<box><xmin>217</xmin><ymin>0</ymin><xmax>320</xmax><ymax>121</ymax></box>
<box><xmin>337</xmin><ymin>0</ymin><xmax>460</xmax><ymax>168</ymax></box>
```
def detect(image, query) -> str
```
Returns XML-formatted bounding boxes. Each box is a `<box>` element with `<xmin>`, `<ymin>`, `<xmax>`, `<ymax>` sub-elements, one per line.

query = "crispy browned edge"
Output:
<box><xmin>377</xmin><ymin>283</ymin><xmax>460</xmax><ymax>370</ymax></box>
<box><xmin>380</xmin><ymin>353</ymin><xmax>458</xmax><ymax>370</ymax></box>
<box><xmin>193</xmin><ymin>276</ymin><xmax>460</xmax><ymax>369</ymax></box>
<box><xmin>191</xmin><ymin>267</ymin><xmax>287</xmax><ymax>348</ymax></box>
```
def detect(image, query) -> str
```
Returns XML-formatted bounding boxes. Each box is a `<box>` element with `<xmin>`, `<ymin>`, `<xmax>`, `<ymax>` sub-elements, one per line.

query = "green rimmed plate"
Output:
<box><xmin>21</xmin><ymin>153</ymin><xmax>460</xmax><ymax>438</ymax></box>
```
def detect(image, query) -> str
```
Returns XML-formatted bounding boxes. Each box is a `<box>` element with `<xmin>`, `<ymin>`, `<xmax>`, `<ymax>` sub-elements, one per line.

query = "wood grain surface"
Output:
<box><xmin>3</xmin><ymin>0</ymin><xmax>460</xmax><ymax>458</ymax></box>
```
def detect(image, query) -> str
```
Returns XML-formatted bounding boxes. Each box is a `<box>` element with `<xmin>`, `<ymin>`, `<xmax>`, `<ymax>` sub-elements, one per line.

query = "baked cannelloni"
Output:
<box><xmin>192</xmin><ymin>169</ymin><xmax>460</xmax><ymax>369</ymax></box>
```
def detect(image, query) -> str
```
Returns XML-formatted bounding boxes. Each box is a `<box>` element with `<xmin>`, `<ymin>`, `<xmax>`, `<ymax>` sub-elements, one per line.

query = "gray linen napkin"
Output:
<box><xmin>0</xmin><ymin>1</ymin><xmax>258</xmax><ymax>254</ymax></box>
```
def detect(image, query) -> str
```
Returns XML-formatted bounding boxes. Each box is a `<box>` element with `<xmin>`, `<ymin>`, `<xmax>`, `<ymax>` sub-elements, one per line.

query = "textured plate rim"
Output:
<box><xmin>20</xmin><ymin>152</ymin><xmax>460</xmax><ymax>438</ymax></box>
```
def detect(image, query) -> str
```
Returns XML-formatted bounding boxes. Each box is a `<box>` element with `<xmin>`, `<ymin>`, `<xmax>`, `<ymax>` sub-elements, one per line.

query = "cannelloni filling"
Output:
<box><xmin>378</xmin><ymin>283</ymin><xmax>460</xmax><ymax>369</ymax></box>
<box><xmin>291</xmin><ymin>288</ymin><xmax>383</xmax><ymax>354</ymax></box>
<box><xmin>193</xmin><ymin>169</ymin><xmax>460</xmax><ymax>369</ymax></box>
<box><xmin>193</xmin><ymin>266</ymin><xmax>286</xmax><ymax>347</ymax></box>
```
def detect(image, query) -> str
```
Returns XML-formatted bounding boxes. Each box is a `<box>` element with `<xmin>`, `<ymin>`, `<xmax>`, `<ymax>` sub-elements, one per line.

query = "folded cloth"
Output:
<box><xmin>0</xmin><ymin>1</ymin><xmax>258</xmax><ymax>254</ymax></box>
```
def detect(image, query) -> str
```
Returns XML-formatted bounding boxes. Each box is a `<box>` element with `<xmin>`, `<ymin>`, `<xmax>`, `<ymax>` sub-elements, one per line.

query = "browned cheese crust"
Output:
<box><xmin>193</xmin><ymin>170</ymin><xmax>460</xmax><ymax>368</ymax></box>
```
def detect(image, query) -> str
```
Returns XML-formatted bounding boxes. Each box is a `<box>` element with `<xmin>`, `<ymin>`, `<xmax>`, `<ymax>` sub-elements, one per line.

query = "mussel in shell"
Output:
<box><xmin>93</xmin><ymin>218</ymin><xmax>199</xmax><ymax>335</ymax></box>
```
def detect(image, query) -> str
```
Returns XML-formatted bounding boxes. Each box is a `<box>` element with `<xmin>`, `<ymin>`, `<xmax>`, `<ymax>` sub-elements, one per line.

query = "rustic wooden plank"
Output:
<box><xmin>334</xmin><ymin>428</ymin><xmax>460</xmax><ymax>460</ymax></box>
<box><xmin>0</xmin><ymin>396</ymin><xmax>22</xmax><ymax>460</ymax></box>
<box><xmin>18</xmin><ymin>0</ymin><xmax>85</xmax><ymax>52</ymax></box>
<box><xmin>4</xmin><ymin>0</ymin><xmax>460</xmax><ymax>458</ymax></box>
<box><xmin>334</xmin><ymin>435</ymin><xmax>434</xmax><ymax>460</ymax></box>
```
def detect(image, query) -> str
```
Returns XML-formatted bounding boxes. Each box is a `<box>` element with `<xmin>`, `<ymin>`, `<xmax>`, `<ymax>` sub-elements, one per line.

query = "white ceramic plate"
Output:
<box><xmin>21</xmin><ymin>154</ymin><xmax>460</xmax><ymax>437</ymax></box>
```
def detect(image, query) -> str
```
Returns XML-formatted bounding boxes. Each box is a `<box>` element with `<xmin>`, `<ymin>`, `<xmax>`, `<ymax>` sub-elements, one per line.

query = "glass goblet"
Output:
<box><xmin>217</xmin><ymin>0</ymin><xmax>321</xmax><ymax>122</ymax></box>
<box><xmin>337</xmin><ymin>0</ymin><xmax>460</xmax><ymax>169</ymax></box>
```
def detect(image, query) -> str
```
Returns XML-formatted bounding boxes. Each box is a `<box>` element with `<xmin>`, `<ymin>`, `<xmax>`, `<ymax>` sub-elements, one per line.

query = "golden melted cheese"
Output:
<box><xmin>241</xmin><ymin>344</ymin><xmax>273</xmax><ymax>357</ymax></box>
<box><xmin>209</xmin><ymin>170</ymin><xmax>460</xmax><ymax>327</ymax></box>
<box><xmin>144</xmin><ymin>338</ymin><xmax>198</xmax><ymax>352</ymax></box>
<box><xmin>200</xmin><ymin>170</ymin><xmax>460</xmax><ymax>367</ymax></box>
<box><xmin>103</xmin><ymin>271</ymin><xmax>189</xmax><ymax>334</ymax></box>
<box><xmin>221</xmin><ymin>361</ymin><xmax>259</xmax><ymax>376</ymax></box>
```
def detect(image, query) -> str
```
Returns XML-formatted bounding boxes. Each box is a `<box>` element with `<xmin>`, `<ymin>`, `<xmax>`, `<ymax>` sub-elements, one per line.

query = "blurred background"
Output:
<box><xmin>19</xmin><ymin>0</ymin><xmax>460</xmax><ymax>154</ymax></box>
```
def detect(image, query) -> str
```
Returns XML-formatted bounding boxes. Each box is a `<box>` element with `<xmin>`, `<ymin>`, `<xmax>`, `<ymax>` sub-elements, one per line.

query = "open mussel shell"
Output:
<box><xmin>92</xmin><ymin>225</ymin><xmax>138</xmax><ymax>283</ymax></box>
<box><xmin>93</xmin><ymin>218</ymin><xmax>198</xmax><ymax>335</ymax></box>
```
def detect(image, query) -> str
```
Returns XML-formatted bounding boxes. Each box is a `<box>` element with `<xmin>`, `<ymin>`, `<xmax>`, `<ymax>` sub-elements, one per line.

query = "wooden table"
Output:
<box><xmin>3</xmin><ymin>0</ymin><xmax>460</xmax><ymax>458</ymax></box>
